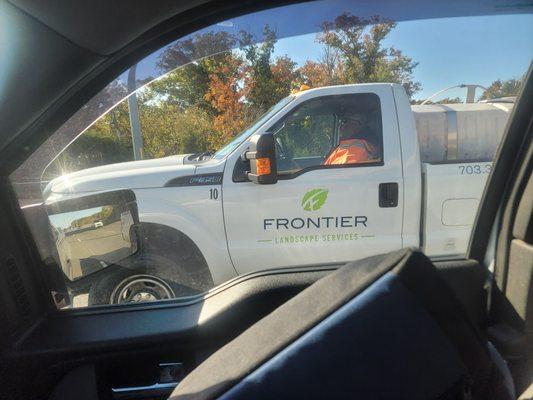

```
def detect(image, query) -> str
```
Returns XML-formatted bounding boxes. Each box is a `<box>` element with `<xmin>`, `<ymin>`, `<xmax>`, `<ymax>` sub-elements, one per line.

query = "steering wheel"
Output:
<box><xmin>275</xmin><ymin>136</ymin><xmax>299</xmax><ymax>171</ymax></box>
<box><xmin>275</xmin><ymin>136</ymin><xmax>288</xmax><ymax>159</ymax></box>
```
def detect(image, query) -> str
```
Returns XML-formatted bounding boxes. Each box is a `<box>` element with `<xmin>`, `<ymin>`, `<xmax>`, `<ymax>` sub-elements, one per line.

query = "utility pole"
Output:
<box><xmin>127</xmin><ymin>64</ymin><xmax>144</xmax><ymax>160</ymax></box>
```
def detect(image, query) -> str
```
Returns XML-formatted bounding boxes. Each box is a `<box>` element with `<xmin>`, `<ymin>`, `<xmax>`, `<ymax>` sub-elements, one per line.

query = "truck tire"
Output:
<box><xmin>138</xmin><ymin>223</ymin><xmax>215</xmax><ymax>293</ymax></box>
<box><xmin>88</xmin><ymin>255</ymin><xmax>198</xmax><ymax>306</ymax></box>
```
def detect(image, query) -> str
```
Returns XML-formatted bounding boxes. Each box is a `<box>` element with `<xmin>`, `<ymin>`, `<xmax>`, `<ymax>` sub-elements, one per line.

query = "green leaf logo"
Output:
<box><xmin>301</xmin><ymin>189</ymin><xmax>329</xmax><ymax>211</ymax></box>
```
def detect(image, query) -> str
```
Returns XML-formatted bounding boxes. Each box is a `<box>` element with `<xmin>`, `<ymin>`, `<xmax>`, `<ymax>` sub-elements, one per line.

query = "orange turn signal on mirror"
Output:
<box><xmin>256</xmin><ymin>157</ymin><xmax>271</xmax><ymax>175</ymax></box>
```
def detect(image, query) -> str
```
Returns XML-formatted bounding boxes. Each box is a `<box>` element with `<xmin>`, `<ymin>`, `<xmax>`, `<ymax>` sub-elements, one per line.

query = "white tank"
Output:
<box><xmin>411</xmin><ymin>101</ymin><xmax>514</xmax><ymax>163</ymax></box>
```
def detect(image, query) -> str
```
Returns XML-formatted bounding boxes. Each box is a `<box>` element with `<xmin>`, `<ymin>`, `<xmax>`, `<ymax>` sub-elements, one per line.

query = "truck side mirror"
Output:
<box><xmin>244</xmin><ymin>132</ymin><xmax>278</xmax><ymax>184</ymax></box>
<box><xmin>46</xmin><ymin>190</ymin><xmax>140</xmax><ymax>282</ymax></box>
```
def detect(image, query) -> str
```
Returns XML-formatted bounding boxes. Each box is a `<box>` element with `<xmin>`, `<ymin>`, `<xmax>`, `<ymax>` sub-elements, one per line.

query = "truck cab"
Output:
<box><xmin>221</xmin><ymin>83</ymin><xmax>419</xmax><ymax>274</ymax></box>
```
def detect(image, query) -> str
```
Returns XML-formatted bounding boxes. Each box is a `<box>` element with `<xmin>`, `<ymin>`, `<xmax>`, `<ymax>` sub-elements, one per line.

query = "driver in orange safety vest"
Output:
<box><xmin>323</xmin><ymin>114</ymin><xmax>380</xmax><ymax>165</ymax></box>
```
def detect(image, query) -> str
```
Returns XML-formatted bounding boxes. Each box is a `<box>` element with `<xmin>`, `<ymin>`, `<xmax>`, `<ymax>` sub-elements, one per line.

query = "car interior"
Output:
<box><xmin>273</xmin><ymin>93</ymin><xmax>384</xmax><ymax>172</ymax></box>
<box><xmin>0</xmin><ymin>1</ymin><xmax>531</xmax><ymax>399</ymax></box>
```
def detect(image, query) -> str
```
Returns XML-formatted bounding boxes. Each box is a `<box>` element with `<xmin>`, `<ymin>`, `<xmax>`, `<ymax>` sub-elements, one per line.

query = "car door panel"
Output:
<box><xmin>2</xmin><ymin>259</ymin><xmax>488</xmax><ymax>399</ymax></box>
<box><xmin>223</xmin><ymin>87</ymin><xmax>404</xmax><ymax>275</ymax></box>
<box><xmin>224</xmin><ymin>167</ymin><xmax>404</xmax><ymax>275</ymax></box>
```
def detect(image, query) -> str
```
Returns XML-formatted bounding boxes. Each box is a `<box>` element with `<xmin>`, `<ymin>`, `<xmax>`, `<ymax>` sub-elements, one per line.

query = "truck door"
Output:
<box><xmin>223</xmin><ymin>87</ymin><xmax>404</xmax><ymax>274</ymax></box>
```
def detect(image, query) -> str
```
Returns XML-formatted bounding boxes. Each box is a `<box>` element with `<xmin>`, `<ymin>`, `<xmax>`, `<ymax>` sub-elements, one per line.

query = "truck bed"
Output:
<box><xmin>421</xmin><ymin>161</ymin><xmax>492</xmax><ymax>258</ymax></box>
<box><xmin>412</xmin><ymin>103</ymin><xmax>512</xmax><ymax>163</ymax></box>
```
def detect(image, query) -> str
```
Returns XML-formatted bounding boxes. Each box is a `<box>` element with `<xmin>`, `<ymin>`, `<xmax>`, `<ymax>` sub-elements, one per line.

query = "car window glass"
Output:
<box><xmin>10</xmin><ymin>1</ymin><xmax>533</xmax><ymax>309</ymax></box>
<box><xmin>213</xmin><ymin>95</ymin><xmax>294</xmax><ymax>160</ymax></box>
<box><xmin>273</xmin><ymin>94</ymin><xmax>383</xmax><ymax>175</ymax></box>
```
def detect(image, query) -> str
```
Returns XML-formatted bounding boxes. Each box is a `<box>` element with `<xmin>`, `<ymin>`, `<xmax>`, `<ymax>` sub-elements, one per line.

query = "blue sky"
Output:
<box><xmin>273</xmin><ymin>14</ymin><xmax>533</xmax><ymax>101</ymax></box>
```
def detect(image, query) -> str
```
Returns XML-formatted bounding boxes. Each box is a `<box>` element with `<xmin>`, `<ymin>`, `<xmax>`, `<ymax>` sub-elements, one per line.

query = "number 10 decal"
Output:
<box><xmin>209</xmin><ymin>188</ymin><xmax>219</xmax><ymax>200</ymax></box>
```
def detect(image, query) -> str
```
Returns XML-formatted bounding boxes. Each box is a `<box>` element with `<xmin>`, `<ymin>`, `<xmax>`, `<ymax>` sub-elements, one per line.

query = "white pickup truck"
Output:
<box><xmin>43</xmin><ymin>83</ymin><xmax>513</xmax><ymax>304</ymax></box>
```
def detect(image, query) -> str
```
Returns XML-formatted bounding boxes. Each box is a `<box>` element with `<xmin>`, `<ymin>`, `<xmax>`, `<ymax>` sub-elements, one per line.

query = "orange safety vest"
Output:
<box><xmin>323</xmin><ymin>138</ymin><xmax>376</xmax><ymax>165</ymax></box>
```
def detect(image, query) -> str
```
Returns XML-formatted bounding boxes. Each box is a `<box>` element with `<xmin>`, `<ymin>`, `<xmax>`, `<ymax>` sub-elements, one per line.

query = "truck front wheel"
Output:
<box><xmin>110</xmin><ymin>273</ymin><xmax>175</xmax><ymax>303</ymax></box>
<box><xmin>88</xmin><ymin>255</ymin><xmax>199</xmax><ymax>306</ymax></box>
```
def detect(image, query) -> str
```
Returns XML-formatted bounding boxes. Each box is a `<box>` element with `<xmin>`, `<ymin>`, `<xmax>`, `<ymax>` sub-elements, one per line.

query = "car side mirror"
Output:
<box><xmin>244</xmin><ymin>132</ymin><xmax>278</xmax><ymax>184</ymax></box>
<box><xmin>46</xmin><ymin>190</ymin><xmax>140</xmax><ymax>282</ymax></box>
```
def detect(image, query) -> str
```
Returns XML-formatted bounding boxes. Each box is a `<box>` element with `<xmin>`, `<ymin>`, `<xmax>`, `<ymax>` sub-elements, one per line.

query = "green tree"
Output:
<box><xmin>158</xmin><ymin>31</ymin><xmax>237</xmax><ymax>73</ymax></box>
<box><xmin>301</xmin><ymin>13</ymin><xmax>421</xmax><ymax>98</ymax></box>
<box><xmin>271</xmin><ymin>56</ymin><xmax>301</xmax><ymax>99</ymax></box>
<box><xmin>240</xmin><ymin>26</ymin><xmax>287</xmax><ymax>112</ymax></box>
<box><xmin>44</xmin><ymin>129</ymin><xmax>132</xmax><ymax>179</ymax></box>
<box><xmin>480</xmin><ymin>78</ymin><xmax>522</xmax><ymax>100</ymax></box>
<box><xmin>42</xmin><ymin>99</ymin><xmax>134</xmax><ymax>179</ymax></box>
<box><xmin>154</xmin><ymin>31</ymin><xmax>238</xmax><ymax>113</ymax></box>
<box><xmin>139</xmin><ymin>103</ymin><xmax>213</xmax><ymax>157</ymax></box>
<box><xmin>298</xmin><ymin>42</ymin><xmax>343</xmax><ymax>88</ymax></box>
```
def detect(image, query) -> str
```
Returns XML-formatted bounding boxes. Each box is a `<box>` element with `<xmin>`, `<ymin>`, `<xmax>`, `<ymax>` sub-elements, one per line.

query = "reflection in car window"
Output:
<box><xmin>212</xmin><ymin>95</ymin><xmax>294</xmax><ymax>159</ymax></box>
<box><xmin>10</xmin><ymin>2</ymin><xmax>533</xmax><ymax>308</ymax></box>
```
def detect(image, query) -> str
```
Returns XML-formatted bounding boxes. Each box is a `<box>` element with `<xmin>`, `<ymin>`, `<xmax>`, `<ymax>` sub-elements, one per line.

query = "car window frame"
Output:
<box><xmin>4</xmin><ymin>2</ymin><xmax>529</xmax><ymax>316</ymax></box>
<box><xmin>232</xmin><ymin>92</ymin><xmax>386</xmax><ymax>182</ymax></box>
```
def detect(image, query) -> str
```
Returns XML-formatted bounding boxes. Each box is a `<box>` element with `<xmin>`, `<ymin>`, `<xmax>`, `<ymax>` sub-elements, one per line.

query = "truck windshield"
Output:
<box><xmin>212</xmin><ymin>95</ymin><xmax>294</xmax><ymax>160</ymax></box>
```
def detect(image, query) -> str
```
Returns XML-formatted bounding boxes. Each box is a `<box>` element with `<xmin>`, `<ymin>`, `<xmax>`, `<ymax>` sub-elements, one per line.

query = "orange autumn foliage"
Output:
<box><xmin>204</xmin><ymin>57</ymin><xmax>246</xmax><ymax>150</ymax></box>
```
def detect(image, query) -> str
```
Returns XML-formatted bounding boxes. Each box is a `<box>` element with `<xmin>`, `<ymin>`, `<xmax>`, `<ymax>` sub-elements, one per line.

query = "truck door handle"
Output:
<box><xmin>379</xmin><ymin>182</ymin><xmax>398</xmax><ymax>208</ymax></box>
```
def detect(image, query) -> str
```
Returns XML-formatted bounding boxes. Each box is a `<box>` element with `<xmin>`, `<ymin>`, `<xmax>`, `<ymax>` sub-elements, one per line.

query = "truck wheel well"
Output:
<box><xmin>135</xmin><ymin>222</ymin><xmax>214</xmax><ymax>293</ymax></box>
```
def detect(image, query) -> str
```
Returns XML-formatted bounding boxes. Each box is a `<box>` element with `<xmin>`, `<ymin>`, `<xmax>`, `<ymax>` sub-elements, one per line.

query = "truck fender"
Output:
<box><xmin>135</xmin><ymin>222</ymin><xmax>214</xmax><ymax>292</ymax></box>
<box><xmin>132</xmin><ymin>193</ymin><xmax>237</xmax><ymax>286</ymax></box>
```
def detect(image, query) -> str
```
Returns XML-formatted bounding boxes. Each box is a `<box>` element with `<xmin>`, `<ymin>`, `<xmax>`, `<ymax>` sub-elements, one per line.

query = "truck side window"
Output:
<box><xmin>273</xmin><ymin>93</ymin><xmax>383</xmax><ymax>176</ymax></box>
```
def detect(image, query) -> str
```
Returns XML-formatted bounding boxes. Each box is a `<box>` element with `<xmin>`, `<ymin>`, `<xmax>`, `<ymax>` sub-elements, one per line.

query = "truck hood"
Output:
<box><xmin>45</xmin><ymin>154</ymin><xmax>200</xmax><ymax>195</ymax></box>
